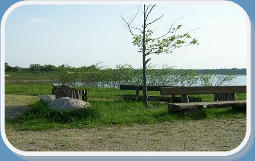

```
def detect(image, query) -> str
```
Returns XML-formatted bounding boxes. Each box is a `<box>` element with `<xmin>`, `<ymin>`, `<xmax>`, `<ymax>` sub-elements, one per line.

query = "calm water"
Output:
<box><xmin>228</xmin><ymin>75</ymin><xmax>246</xmax><ymax>86</ymax></box>
<box><xmin>8</xmin><ymin>74</ymin><xmax>245</xmax><ymax>87</ymax></box>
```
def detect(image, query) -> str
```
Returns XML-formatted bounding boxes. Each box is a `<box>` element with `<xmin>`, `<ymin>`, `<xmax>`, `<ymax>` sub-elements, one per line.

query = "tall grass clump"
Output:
<box><xmin>16</xmin><ymin>101</ymin><xmax>101</xmax><ymax>124</ymax></box>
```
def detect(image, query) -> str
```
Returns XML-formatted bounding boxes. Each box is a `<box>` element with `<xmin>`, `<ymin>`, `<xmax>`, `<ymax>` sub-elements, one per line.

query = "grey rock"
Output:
<box><xmin>49</xmin><ymin>97</ymin><xmax>90</xmax><ymax>111</ymax></box>
<box><xmin>39</xmin><ymin>95</ymin><xmax>56</xmax><ymax>104</ymax></box>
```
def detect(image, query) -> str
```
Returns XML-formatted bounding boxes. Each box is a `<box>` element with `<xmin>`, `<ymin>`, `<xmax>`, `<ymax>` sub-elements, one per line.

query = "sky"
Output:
<box><xmin>4</xmin><ymin>2</ymin><xmax>250</xmax><ymax>69</ymax></box>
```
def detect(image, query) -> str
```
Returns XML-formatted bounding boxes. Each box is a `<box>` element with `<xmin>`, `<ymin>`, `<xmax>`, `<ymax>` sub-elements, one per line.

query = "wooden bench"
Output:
<box><xmin>120</xmin><ymin>85</ymin><xmax>201</xmax><ymax>102</ymax></box>
<box><xmin>52</xmin><ymin>84</ymin><xmax>88</xmax><ymax>102</ymax></box>
<box><xmin>120</xmin><ymin>85</ymin><xmax>172</xmax><ymax>102</ymax></box>
<box><xmin>160</xmin><ymin>86</ymin><xmax>246</xmax><ymax>113</ymax></box>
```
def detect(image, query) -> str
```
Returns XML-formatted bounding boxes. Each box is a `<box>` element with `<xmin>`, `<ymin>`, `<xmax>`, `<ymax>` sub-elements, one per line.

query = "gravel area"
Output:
<box><xmin>5</xmin><ymin>119</ymin><xmax>246</xmax><ymax>151</ymax></box>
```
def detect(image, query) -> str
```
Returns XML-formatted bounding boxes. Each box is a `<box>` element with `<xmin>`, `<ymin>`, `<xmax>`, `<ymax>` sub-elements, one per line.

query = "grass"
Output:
<box><xmin>5</xmin><ymin>94</ymin><xmax>39</xmax><ymax>106</ymax></box>
<box><xmin>6</xmin><ymin>98</ymin><xmax>246</xmax><ymax>131</ymax></box>
<box><xmin>5</xmin><ymin>83</ymin><xmax>247</xmax><ymax>100</ymax></box>
<box><xmin>5</xmin><ymin>82</ymin><xmax>246</xmax><ymax>131</ymax></box>
<box><xmin>4</xmin><ymin>82</ymin><xmax>247</xmax><ymax>151</ymax></box>
<box><xmin>5</xmin><ymin>84</ymin><xmax>52</xmax><ymax>96</ymax></box>
<box><xmin>4</xmin><ymin>72</ymin><xmax>247</xmax><ymax>152</ymax></box>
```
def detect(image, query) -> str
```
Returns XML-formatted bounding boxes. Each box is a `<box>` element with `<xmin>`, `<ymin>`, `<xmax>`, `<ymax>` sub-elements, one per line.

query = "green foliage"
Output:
<box><xmin>132</xmin><ymin>27</ymin><xmax>199</xmax><ymax>56</ymax></box>
<box><xmin>175</xmin><ymin>69</ymin><xmax>199</xmax><ymax>86</ymax></box>
<box><xmin>53</xmin><ymin>64</ymin><xmax>81</xmax><ymax>86</ymax></box>
<box><xmin>146</xmin><ymin>65</ymin><xmax>178</xmax><ymax>86</ymax></box>
<box><xmin>6</xmin><ymin>68</ymin><xmax>239</xmax><ymax>88</ymax></box>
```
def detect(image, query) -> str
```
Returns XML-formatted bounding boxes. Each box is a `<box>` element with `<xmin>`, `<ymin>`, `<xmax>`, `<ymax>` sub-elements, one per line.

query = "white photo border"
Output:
<box><xmin>0</xmin><ymin>0</ymin><xmax>252</xmax><ymax>157</ymax></box>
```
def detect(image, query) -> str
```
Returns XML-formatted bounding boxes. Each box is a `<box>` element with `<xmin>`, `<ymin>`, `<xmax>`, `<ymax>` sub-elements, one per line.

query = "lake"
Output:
<box><xmin>228</xmin><ymin>75</ymin><xmax>246</xmax><ymax>86</ymax></box>
<box><xmin>74</xmin><ymin>74</ymin><xmax>246</xmax><ymax>88</ymax></box>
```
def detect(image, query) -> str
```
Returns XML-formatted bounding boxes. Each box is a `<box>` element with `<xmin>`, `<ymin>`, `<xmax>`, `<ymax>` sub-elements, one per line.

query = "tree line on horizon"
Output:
<box><xmin>5</xmin><ymin>62</ymin><xmax>246</xmax><ymax>75</ymax></box>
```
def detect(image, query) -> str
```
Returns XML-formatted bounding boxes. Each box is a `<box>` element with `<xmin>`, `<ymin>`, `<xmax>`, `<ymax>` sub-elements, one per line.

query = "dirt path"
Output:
<box><xmin>6</xmin><ymin>118</ymin><xmax>246</xmax><ymax>151</ymax></box>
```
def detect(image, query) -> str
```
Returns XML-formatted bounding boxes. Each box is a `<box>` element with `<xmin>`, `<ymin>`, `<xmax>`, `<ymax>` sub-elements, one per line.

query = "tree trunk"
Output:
<box><xmin>142</xmin><ymin>4</ymin><xmax>148</xmax><ymax>106</ymax></box>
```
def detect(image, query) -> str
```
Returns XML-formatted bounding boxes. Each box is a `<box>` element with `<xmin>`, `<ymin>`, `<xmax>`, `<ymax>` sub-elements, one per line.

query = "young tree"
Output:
<box><xmin>122</xmin><ymin>4</ymin><xmax>199</xmax><ymax>105</ymax></box>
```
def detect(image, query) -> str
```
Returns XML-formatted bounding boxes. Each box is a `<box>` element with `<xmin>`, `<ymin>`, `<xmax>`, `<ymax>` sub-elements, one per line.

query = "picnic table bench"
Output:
<box><xmin>160</xmin><ymin>86</ymin><xmax>246</xmax><ymax>113</ymax></box>
<box><xmin>120</xmin><ymin>85</ymin><xmax>201</xmax><ymax>102</ymax></box>
<box><xmin>168</xmin><ymin>100</ymin><xmax>246</xmax><ymax>113</ymax></box>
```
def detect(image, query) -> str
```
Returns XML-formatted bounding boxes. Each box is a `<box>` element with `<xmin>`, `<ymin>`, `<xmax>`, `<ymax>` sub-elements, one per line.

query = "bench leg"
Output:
<box><xmin>136</xmin><ymin>87</ymin><xmax>139</xmax><ymax>101</ymax></box>
<box><xmin>181</xmin><ymin>94</ymin><xmax>189</xmax><ymax>103</ymax></box>
<box><xmin>214</xmin><ymin>93</ymin><xmax>236</xmax><ymax>101</ymax></box>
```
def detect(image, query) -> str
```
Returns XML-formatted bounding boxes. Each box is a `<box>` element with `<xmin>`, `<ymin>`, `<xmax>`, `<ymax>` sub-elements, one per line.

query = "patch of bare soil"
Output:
<box><xmin>5</xmin><ymin>94</ymin><xmax>38</xmax><ymax>120</ymax></box>
<box><xmin>5</xmin><ymin>119</ymin><xmax>246</xmax><ymax>152</ymax></box>
<box><xmin>5</xmin><ymin>106</ymin><xmax>29</xmax><ymax>120</ymax></box>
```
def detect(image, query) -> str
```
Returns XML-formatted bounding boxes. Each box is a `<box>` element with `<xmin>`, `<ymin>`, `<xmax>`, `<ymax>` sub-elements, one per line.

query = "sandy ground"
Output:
<box><xmin>5</xmin><ymin>119</ymin><xmax>246</xmax><ymax>152</ymax></box>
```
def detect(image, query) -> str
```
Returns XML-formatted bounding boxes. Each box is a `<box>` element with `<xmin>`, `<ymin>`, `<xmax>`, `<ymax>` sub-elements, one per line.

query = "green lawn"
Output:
<box><xmin>5</xmin><ymin>82</ymin><xmax>246</xmax><ymax>131</ymax></box>
<box><xmin>7</xmin><ymin>98</ymin><xmax>246</xmax><ymax>131</ymax></box>
<box><xmin>5</xmin><ymin>83</ymin><xmax>246</xmax><ymax>100</ymax></box>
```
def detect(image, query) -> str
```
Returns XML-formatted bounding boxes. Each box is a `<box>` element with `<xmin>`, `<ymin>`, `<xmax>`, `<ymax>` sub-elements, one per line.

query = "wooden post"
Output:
<box><xmin>172</xmin><ymin>94</ymin><xmax>176</xmax><ymax>103</ymax></box>
<box><xmin>52</xmin><ymin>85</ymin><xmax>55</xmax><ymax>94</ymax></box>
<box><xmin>82</xmin><ymin>90</ymin><xmax>85</xmax><ymax>101</ymax></box>
<box><xmin>85</xmin><ymin>89</ymin><xmax>88</xmax><ymax>102</ymax></box>
<box><xmin>72</xmin><ymin>88</ymin><xmax>76</xmax><ymax>99</ymax></box>
<box><xmin>181</xmin><ymin>94</ymin><xmax>189</xmax><ymax>103</ymax></box>
<box><xmin>60</xmin><ymin>85</ymin><xmax>64</xmax><ymax>97</ymax></box>
<box><xmin>55</xmin><ymin>89</ymin><xmax>60</xmax><ymax>99</ymax></box>
<box><xmin>68</xmin><ymin>88</ymin><xmax>72</xmax><ymax>98</ymax></box>
<box><xmin>136</xmin><ymin>86</ymin><xmax>139</xmax><ymax>101</ymax></box>
<box><xmin>64</xmin><ymin>86</ymin><xmax>67</xmax><ymax>97</ymax></box>
<box><xmin>75</xmin><ymin>89</ymin><xmax>79</xmax><ymax>99</ymax></box>
<box><xmin>76</xmin><ymin>90</ymin><xmax>79</xmax><ymax>100</ymax></box>
<box><xmin>79</xmin><ymin>90</ymin><xmax>82</xmax><ymax>100</ymax></box>
<box><xmin>55</xmin><ymin>89</ymin><xmax>58</xmax><ymax>99</ymax></box>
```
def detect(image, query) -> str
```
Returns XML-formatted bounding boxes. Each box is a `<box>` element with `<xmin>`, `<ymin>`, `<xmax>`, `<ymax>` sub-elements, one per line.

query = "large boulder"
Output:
<box><xmin>39</xmin><ymin>95</ymin><xmax>56</xmax><ymax>104</ymax></box>
<box><xmin>49</xmin><ymin>97</ymin><xmax>90</xmax><ymax>111</ymax></box>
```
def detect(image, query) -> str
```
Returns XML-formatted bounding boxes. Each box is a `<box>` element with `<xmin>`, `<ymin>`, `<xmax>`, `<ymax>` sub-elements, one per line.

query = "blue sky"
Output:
<box><xmin>4</xmin><ymin>2</ymin><xmax>249</xmax><ymax>69</ymax></box>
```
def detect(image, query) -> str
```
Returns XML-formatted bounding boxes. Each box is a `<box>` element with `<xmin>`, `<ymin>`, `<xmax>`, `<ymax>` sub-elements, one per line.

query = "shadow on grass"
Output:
<box><xmin>152</xmin><ymin>107</ymin><xmax>245</xmax><ymax>121</ymax></box>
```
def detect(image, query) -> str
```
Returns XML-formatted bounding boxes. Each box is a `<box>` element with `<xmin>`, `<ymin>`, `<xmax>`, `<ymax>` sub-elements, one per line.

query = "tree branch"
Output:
<box><xmin>154</xmin><ymin>17</ymin><xmax>183</xmax><ymax>40</ymax></box>
<box><xmin>130</xmin><ymin>25</ymin><xmax>143</xmax><ymax>32</ymax></box>
<box><xmin>121</xmin><ymin>15</ymin><xmax>135</xmax><ymax>35</ymax></box>
<box><xmin>120</xmin><ymin>5</ymin><xmax>141</xmax><ymax>36</ymax></box>
<box><xmin>129</xmin><ymin>5</ymin><xmax>141</xmax><ymax>24</ymax></box>
<box><xmin>145</xmin><ymin>4</ymin><xmax>156</xmax><ymax>21</ymax></box>
<box><xmin>146</xmin><ymin>14</ymin><xmax>163</xmax><ymax>27</ymax></box>
<box><xmin>145</xmin><ymin>58</ymin><xmax>151</xmax><ymax>65</ymax></box>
